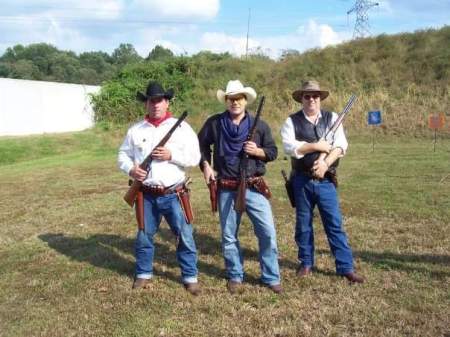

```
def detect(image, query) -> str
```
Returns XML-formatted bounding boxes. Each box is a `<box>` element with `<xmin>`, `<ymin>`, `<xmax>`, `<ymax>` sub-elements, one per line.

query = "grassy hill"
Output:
<box><xmin>92</xmin><ymin>26</ymin><xmax>450</xmax><ymax>134</ymax></box>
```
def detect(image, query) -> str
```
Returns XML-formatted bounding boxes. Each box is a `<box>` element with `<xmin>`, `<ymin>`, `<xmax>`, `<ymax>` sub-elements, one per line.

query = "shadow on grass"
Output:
<box><xmin>38</xmin><ymin>230</ymin><xmax>253</xmax><ymax>284</ymax></box>
<box><xmin>39</xmin><ymin>226</ymin><xmax>297</xmax><ymax>286</ymax></box>
<box><xmin>317</xmin><ymin>249</ymin><xmax>450</xmax><ymax>279</ymax></box>
<box><xmin>39</xmin><ymin>232</ymin><xmax>181</xmax><ymax>283</ymax></box>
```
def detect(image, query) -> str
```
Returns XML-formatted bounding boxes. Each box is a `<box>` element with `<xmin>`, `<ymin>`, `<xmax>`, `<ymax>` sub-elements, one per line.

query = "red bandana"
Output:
<box><xmin>145</xmin><ymin>111</ymin><xmax>173</xmax><ymax>127</ymax></box>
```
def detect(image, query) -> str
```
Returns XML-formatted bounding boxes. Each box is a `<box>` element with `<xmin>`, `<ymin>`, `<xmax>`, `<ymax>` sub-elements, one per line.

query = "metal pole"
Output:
<box><xmin>372</xmin><ymin>126</ymin><xmax>375</xmax><ymax>152</ymax></box>
<box><xmin>433</xmin><ymin>129</ymin><xmax>437</xmax><ymax>152</ymax></box>
<box><xmin>245</xmin><ymin>8</ymin><xmax>251</xmax><ymax>59</ymax></box>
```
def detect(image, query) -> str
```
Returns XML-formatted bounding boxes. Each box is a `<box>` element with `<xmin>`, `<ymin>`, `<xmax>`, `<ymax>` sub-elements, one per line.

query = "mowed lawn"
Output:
<box><xmin>0</xmin><ymin>130</ymin><xmax>449</xmax><ymax>337</ymax></box>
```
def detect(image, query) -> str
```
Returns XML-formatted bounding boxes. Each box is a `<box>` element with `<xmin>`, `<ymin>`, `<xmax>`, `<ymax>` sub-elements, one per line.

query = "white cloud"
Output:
<box><xmin>1</xmin><ymin>0</ymin><xmax>125</xmax><ymax>20</ymax></box>
<box><xmin>296</xmin><ymin>20</ymin><xmax>344</xmax><ymax>48</ymax></box>
<box><xmin>130</xmin><ymin>0</ymin><xmax>219</xmax><ymax>20</ymax></box>
<box><xmin>255</xmin><ymin>20</ymin><xmax>349</xmax><ymax>58</ymax></box>
<box><xmin>172</xmin><ymin>20</ymin><xmax>349</xmax><ymax>59</ymax></box>
<box><xmin>198</xmin><ymin>32</ymin><xmax>258</xmax><ymax>56</ymax></box>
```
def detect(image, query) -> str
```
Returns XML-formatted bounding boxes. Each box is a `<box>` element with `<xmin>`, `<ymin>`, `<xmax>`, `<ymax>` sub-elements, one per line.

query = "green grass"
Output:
<box><xmin>0</xmin><ymin>130</ymin><xmax>449</xmax><ymax>337</ymax></box>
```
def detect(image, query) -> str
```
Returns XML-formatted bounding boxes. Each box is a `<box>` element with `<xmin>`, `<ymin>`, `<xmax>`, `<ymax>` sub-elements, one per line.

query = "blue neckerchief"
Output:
<box><xmin>219</xmin><ymin>111</ymin><xmax>251</xmax><ymax>167</ymax></box>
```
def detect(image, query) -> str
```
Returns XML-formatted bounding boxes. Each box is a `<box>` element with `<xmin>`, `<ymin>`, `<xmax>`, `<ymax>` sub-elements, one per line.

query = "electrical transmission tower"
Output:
<box><xmin>347</xmin><ymin>0</ymin><xmax>379</xmax><ymax>39</ymax></box>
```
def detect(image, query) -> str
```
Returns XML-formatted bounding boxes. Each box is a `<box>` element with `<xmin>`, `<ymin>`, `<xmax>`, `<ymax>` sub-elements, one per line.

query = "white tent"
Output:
<box><xmin>0</xmin><ymin>78</ymin><xmax>100</xmax><ymax>136</ymax></box>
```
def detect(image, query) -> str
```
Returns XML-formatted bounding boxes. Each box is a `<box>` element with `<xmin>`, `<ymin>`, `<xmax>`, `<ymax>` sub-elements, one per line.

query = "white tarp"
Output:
<box><xmin>0</xmin><ymin>78</ymin><xmax>100</xmax><ymax>136</ymax></box>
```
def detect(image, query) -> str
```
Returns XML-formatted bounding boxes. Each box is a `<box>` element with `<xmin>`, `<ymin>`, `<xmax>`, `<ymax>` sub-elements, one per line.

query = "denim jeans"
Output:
<box><xmin>135</xmin><ymin>192</ymin><xmax>198</xmax><ymax>284</ymax></box>
<box><xmin>292</xmin><ymin>173</ymin><xmax>354</xmax><ymax>275</ymax></box>
<box><xmin>218</xmin><ymin>188</ymin><xmax>281</xmax><ymax>285</ymax></box>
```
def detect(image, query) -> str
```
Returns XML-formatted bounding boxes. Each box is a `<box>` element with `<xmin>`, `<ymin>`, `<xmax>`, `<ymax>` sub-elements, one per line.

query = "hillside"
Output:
<box><xmin>2</xmin><ymin>26</ymin><xmax>449</xmax><ymax>134</ymax></box>
<box><xmin>92</xmin><ymin>26</ymin><xmax>450</xmax><ymax>134</ymax></box>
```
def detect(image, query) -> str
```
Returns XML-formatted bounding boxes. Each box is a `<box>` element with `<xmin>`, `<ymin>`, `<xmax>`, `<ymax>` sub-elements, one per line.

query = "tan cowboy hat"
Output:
<box><xmin>217</xmin><ymin>80</ymin><xmax>257</xmax><ymax>104</ymax></box>
<box><xmin>292</xmin><ymin>80</ymin><xmax>329</xmax><ymax>103</ymax></box>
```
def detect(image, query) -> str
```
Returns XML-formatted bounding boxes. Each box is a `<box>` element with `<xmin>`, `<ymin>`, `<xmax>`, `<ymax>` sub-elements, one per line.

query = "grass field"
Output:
<box><xmin>0</xmin><ymin>129</ymin><xmax>449</xmax><ymax>337</ymax></box>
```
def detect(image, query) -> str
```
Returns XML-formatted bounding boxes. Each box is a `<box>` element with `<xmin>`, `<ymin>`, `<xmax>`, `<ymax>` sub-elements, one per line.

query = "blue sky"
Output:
<box><xmin>0</xmin><ymin>0</ymin><xmax>449</xmax><ymax>58</ymax></box>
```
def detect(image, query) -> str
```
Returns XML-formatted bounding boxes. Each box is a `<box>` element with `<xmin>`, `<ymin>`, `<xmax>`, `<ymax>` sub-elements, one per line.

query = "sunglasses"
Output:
<box><xmin>227</xmin><ymin>95</ymin><xmax>246</xmax><ymax>102</ymax></box>
<box><xmin>303</xmin><ymin>94</ymin><xmax>320</xmax><ymax>100</ymax></box>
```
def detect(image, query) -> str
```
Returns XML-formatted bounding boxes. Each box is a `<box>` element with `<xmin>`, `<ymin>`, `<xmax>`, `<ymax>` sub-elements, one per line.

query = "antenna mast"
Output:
<box><xmin>245</xmin><ymin>8</ymin><xmax>251</xmax><ymax>59</ymax></box>
<box><xmin>347</xmin><ymin>0</ymin><xmax>379</xmax><ymax>39</ymax></box>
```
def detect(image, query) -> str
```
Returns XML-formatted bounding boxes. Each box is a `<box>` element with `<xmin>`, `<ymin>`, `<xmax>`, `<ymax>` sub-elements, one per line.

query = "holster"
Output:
<box><xmin>177</xmin><ymin>186</ymin><xmax>194</xmax><ymax>224</ymax></box>
<box><xmin>248</xmin><ymin>176</ymin><xmax>272</xmax><ymax>200</ymax></box>
<box><xmin>208</xmin><ymin>180</ymin><xmax>218</xmax><ymax>213</ymax></box>
<box><xmin>135</xmin><ymin>191</ymin><xmax>145</xmax><ymax>231</ymax></box>
<box><xmin>284</xmin><ymin>174</ymin><xmax>296</xmax><ymax>208</ymax></box>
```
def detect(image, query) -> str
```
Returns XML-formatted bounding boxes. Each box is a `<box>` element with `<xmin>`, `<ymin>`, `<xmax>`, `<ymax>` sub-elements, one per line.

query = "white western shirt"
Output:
<box><xmin>280</xmin><ymin>110</ymin><xmax>348</xmax><ymax>159</ymax></box>
<box><xmin>118</xmin><ymin>117</ymin><xmax>201</xmax><ymax>187</ymax></box>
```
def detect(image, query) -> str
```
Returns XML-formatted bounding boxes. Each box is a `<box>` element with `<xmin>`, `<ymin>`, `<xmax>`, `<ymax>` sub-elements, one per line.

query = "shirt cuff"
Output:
<box><xmin>120</xmin><ymin>162</ymin><xmax>134</xmax><ymax>176</ymax></box>
<box><xmin>292</xmin><ymin>141</ymin><xmax>307</xmax><ymax>159</ymax></box>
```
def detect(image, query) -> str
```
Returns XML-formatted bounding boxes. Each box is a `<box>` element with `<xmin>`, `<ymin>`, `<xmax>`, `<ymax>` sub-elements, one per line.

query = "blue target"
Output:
<box><xmin>368</xmin><ymin>110</ymin><xmax>382</xmax><ymax>125</ymax></box>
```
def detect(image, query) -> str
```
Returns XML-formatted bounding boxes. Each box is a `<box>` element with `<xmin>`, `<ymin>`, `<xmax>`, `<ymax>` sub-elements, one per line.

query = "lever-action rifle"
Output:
<box><xmin>234</xmin><ymin>96</ymin><xmax>265</xmax><ymax>212</ymax></box>
<box><xmin>123</xmin><ymin>111</ymin><xmax>188</xmax><ymax>207</ymax></box>
<box><xmin>314</xmin><ymin>94</ymin><xmax>356</xmax><ymax>165</ymax></box>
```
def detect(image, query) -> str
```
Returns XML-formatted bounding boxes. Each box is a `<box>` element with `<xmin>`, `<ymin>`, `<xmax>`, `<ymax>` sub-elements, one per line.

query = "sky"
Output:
<box><xmin>0</xmin><ymin>0</ymin><xmax>449</xmax><ymax>59</ymax></box>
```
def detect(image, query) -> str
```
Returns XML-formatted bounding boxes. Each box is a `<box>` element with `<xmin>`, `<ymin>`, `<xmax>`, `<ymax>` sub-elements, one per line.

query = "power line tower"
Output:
<box><xmin>347</xmin><ymin>0</ymin><xmax>379</xmax><ymax>39</ymax></box>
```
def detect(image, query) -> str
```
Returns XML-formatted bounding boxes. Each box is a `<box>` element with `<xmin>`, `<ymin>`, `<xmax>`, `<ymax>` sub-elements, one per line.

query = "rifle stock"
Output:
<box><xmin>234</xmin><ymin>173</ymin><xmax>247</xmax><ymax>212</ymax></box>
<box><xmin>234</xmin><ymin>96</ymin><xmax>265</xmax><ymax>213</ymax></box>
<box><xmin>124</xmin><ymin>179</ymin><xmax>143</xmax><ymax>207</ymax></box>
<box><xmin>123</xmin><ymin>111</ymin><xmax>188</xmax><ymax>207</ymax></box>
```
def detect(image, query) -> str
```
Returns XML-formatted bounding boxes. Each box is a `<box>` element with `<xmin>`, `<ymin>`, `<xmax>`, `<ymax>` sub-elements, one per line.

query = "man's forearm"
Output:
<box><xmin>324</xmin><ymin>148</ymin><xmax>343</xmax><ymax>167</ymax></box>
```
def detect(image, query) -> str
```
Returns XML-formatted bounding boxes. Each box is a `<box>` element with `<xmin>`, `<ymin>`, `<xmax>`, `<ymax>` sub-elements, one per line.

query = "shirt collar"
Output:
<box><xmin>302</xmin><ymin>109</ymin><xmax>322</xmax><ymax>125</ymax></box>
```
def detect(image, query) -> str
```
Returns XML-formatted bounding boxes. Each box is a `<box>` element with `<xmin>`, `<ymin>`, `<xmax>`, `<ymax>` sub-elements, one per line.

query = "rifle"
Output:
<box><xmin>323</xmin><ymin>94</ymin><xmax>357</xmax><ymax>143</ymax></box>
<box><xmin>301</xmin><ymin>94</ymin><xmax>357</xmax><ymax>171</ymax></box>
<box><xmin>123</xmin><ymin>111</ymin><xmax>188</xmax><ymax>207</ymax></box>
<box><xmin>234</xmin><ymin>96</ymin><xmax>265</xmax><ymax>212</ymax></box>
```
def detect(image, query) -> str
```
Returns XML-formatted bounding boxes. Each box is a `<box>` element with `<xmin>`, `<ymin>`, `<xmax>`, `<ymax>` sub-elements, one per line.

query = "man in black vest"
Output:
<box><xmin>280</xmin><ymin>80</ymin><xmax>364</xmax><ymax>283</ymax></box>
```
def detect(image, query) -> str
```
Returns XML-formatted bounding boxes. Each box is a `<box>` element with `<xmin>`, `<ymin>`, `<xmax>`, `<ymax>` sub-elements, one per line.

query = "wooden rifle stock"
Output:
<box><xmin>123</xmin><ymin>111</ymin><xmax>188</xmax><ymax>207</ymax></box>
<box><xmin>234</xmin><ymin>173</ymin><xmax>247</xmax><ymax>212</ymax></box>
<box><xmin>234</xmin><ymin>96</ymin><xmax>265</xmax><ymax>212</ymax></box>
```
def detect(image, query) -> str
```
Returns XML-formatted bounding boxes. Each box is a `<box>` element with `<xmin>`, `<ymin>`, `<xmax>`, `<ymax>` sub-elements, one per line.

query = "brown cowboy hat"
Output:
<box><xmin>292</xmin><ymin>80</ymin><xmax>329</xmax><ymax>102</ymax></box>
<box><xmin>136</xmin><ymin>81</ymin><xmax>174</xmax><ymax>102</ymax></box>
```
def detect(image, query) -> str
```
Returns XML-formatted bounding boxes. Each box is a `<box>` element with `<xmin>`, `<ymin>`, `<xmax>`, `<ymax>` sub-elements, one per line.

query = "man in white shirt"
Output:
<box><xmin>118</xmin><ymin>81</ymin><xmax>201</xmax><ymax>294</ymax></box>
<box><xmin>280</xmin><ymin>80</ymin><xmax>364</xmax><ymax>284</ymax></box>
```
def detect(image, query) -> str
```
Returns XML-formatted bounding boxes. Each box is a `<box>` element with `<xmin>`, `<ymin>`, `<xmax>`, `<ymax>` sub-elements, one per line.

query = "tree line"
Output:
<box><xmin>0</xmin><ymin>43</ymin><xmax>175</xmax><ymax>85</ymax></box>
<box><xmin>2</xmin><ymin>26</ymin><xmax>449</xmax><ymax>133</ymax></box>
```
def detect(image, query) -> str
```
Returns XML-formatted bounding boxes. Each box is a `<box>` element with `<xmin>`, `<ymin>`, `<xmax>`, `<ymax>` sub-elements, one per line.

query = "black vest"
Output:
<box><xmin>289</xmin><ymin>110</ymin><xmax>339</xmax><ymax>173</ymax></box>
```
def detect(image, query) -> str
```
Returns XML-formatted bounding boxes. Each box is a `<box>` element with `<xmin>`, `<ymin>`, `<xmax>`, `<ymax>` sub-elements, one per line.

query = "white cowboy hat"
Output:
<box><xmin>217</xmin><ymin>80</ymin><xmax>257</xmax><ymax>104</ymax></box>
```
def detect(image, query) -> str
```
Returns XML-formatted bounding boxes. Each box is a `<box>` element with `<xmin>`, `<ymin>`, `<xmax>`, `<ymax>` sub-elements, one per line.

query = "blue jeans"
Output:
<box><xmin>135</xmin><ymin>192</ymin><xmax>198</xmax><ymax>284</ymax></box>
<box><xmin>292</xmin><ymin>173</ymin><xmax>354</xmax><ymax>275</ymax></box>
<box><xmin>218</xmin><ymin>188</ymin><xmax>281</xmax><ymax>285</ymax></box>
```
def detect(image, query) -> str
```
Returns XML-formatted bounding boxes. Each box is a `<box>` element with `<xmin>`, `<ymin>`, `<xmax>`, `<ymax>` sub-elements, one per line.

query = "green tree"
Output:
<box><xmin>112</xmin><ymin>43</ymin><xmax>142</xmax><ymax>66</ymax></box>
<box><xmin>0</xmin><ymin>62</ymin><xmax>10</xmax><ymax>77</ymax></box>
<box><xmin>9</xmin><ymin>60</ymin><xmax>41</xmax><ymax>79</ymax></box>
<box><xmin>146</xmin><ymin>45</ymin><xmax>174</xmax><ymax>61</ymax></box>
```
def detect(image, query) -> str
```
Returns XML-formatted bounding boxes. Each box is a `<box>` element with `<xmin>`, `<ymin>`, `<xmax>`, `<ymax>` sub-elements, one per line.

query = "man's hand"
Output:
<box><xmin>202</xmin><ymin>161</ymin><xmax>216</xmax><ymax>183</ymax></box>
<box><xmin>244</xmin><ymin>141</ymin><xmax>265</xmax><ymax>159</ymax></box>
<box><xmin>130</xmin><ymin>164</ymin><xmax>147</xmax><ymax>182</ymax></box>
<box><xmin>312</xmin><ymin>159</ymin><xmax>329</xmax><ymax>179</ymax></box>
<box><xmin>151</xmin><ymin>146</ymin><xmax>171</xmax><ymax>161</ymax></box>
